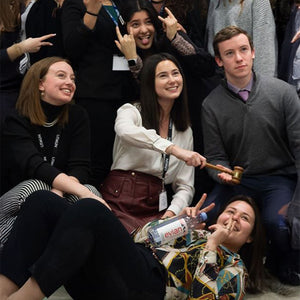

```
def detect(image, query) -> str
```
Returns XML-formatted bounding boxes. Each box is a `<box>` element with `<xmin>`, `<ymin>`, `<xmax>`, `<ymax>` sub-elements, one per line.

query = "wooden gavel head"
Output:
<box><xmin>230</xmin><ymin>166</ymin><xmax>244</xmax><ymax>184</ymax></box>
<box><xmin>205</xmin><ymin>163</ymin><xmax>244</xmax><ymax>184</ymax></box>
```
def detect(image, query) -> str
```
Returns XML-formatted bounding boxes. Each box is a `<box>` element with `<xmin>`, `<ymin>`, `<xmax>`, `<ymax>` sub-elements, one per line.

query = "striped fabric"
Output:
<box><xmin>0</xmin><ymin>179</ymin><xmax>100</xmax><ymax>253</ymax></box>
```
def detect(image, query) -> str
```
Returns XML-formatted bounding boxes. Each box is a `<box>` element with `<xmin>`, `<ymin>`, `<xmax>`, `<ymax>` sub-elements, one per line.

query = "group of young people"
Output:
<box><xmin>0</xmin><ymin>0</ymin><xmax>300</xmax><ymax>299</ymax></box>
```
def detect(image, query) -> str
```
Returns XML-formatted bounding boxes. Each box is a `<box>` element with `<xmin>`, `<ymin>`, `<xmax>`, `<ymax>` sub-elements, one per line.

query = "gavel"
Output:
<box><xmin>205</xmin><ymin>163</ymin><xmax>244</xmax><ymax>184</ymax></box>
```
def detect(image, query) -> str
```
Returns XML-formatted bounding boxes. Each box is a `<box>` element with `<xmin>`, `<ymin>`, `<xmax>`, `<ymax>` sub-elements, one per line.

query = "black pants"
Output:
<box><xmin>76</xmin><ymin>98</ymin><xmax>125</xmax><ymax>186</ymax></box>
<box><xmin>0</xmin><ymin>191</ymin><xmax>166</xmax><ymax>299</ymax></box>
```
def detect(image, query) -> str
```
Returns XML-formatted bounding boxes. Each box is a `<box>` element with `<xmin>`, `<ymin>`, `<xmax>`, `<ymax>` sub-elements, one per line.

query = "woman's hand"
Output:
<box><xmin>115</xmin><ymin>27</ymin><xmax>137</xmax><ymax>60</ymax></box>
<box><xmin>158</xmin><ymin>7</ymin><xmax>178</xmax><ymax>41</ymax></box>
<box><xmin>79</xmin><ymin>189</ymin><xmax>111</xmax><ymax>210</ymax></box>
<box><xmin>180</xmin><ymin>193</ymin><xmax>215</xmax><ymax>217</ymax></box>
<box><xmin>20</xmin><ymin>33</ymin><xmax>56</xmax><ymax>53</ymax></box>
<box><xmin>167</xmin><ymin>144</ymin><xmax>206</xmax><ymax>168</ymax></box>
<box><xmin>52</xmin><ymin>173</ymin><xmax>111</xmax><ymax>210</ymax></box>
<box><xmin>7</xmin><ymin>33</ymin><xmax>56</xmax><ymax>61</ymax></box>
<box><xmin>179</xmin><ymin>194</ymin><xmax>215</xmax><ymax>229</ymax></box>
<box><xmin>206</xmin><ymin>217</ymin><xmax>236</xmax><ymax>251</ymax></box>
<box><xmin>161</xmin><ymin>210</ymin><xmax>176</xmax><ymax>219</ymax></box>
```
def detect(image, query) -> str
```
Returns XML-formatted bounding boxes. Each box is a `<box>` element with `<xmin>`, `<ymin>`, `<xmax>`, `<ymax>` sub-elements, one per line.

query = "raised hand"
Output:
<box><xmin>115</xmin><ymin>26</ymin><xmax>137</xmax><ymax>60</ymax></box>
<box><xmin>19</xmin><ymin>33</ymin><xmax>56</xmax><ymax>53</ymax></box>
<box><xmin>206</xmin><ymin>216</ymin><xmax>236</xmax><ymax>251</ymax></box>
<box><xmin>158</xmin><ymin>7</ymin><xmax>178</xmax><ymax>41</ymax></box>
<box><xmin>180</xmin><ymin>193</ymin><xmax>215</xmax><ymax>218</ymax></box>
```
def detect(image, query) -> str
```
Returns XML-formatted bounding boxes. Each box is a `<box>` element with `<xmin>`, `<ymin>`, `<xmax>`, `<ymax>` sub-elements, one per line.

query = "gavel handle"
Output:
<box><xmin>205</xmin><ymin>162</ymin><xmax>233</xmax><ymax>175</ymax></box>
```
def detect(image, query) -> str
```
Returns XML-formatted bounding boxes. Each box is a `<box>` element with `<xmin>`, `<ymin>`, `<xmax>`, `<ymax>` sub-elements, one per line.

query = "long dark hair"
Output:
<box><xmin>119</xmin><ymin>0</ymin><xmax>161</xmax><ymax>32</ymax></box>
<box><xmin>164</xmin><ymin>0</ymin><xmax>195</xmax><ymax>26</ymax></box>
<box><xmin>216</xmin><ymin>195</ymin><xmax>266</xmax><ymax>293</ymax></box>
<box><xmin>139</xmin><ymin>52</ymin><xmax>190</xmax><ymax>132</ymax></box>
<box><xmin>119</xmin><ymin>0</ymin><xmax>162</xmax><ymax>55</ymax></box>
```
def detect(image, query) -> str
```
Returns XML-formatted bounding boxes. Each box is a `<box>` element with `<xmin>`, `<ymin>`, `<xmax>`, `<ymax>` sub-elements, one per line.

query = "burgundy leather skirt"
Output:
<box><xmin>100</xmin><ymin>170</ymin><xmax>166</xmax><ymax>233</ymax></box>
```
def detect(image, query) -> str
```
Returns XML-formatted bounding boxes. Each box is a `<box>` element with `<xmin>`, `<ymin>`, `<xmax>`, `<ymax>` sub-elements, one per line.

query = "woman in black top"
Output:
<box><xmin>61</xmin><ymin>0</ymin><xmax>138</xmax><ymax>186</ymax></box>
<box><xmin>0</xmin><ymin>56</ymin><xmax>109</xmax><ymax>254</ymax></box>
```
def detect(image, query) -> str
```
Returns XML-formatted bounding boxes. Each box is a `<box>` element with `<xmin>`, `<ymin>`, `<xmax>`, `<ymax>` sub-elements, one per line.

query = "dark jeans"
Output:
<box><xmin>204</xmin><ymin>174</ymin><xmax>300</xmax><ymax>277</ymax></box>
<box><xmin>0</xmin><ymin>191</ymin><xmax>166</xmax><ymax>299</ymax></box>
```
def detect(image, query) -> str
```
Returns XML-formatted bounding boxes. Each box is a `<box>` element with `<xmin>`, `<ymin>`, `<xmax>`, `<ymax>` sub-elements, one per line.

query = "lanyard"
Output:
<box><xmin>162</xmin><ymin>119</ymin><xmax>173</xmax><ymax>180</ymax></box>
<box><xmin>103</xmin><ymin>1</ymin><xmax>124</xmax><ymax>26</ymax></box>
<box><xmin>36</xmin><ymin>127</ymin><xmax>62</xmax><ymax>166</ymax></box>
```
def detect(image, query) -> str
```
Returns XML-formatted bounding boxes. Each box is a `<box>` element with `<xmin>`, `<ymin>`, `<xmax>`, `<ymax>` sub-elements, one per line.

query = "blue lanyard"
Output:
<box><xmin>103</xmin><ymin>1</ymin><xmax>124</xmax><ymax>26</ymax></box>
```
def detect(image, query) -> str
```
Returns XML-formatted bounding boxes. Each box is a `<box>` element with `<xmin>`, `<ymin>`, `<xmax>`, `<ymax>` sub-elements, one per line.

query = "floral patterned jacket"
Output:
<box><xmin>133</xmin><ymin>220</ymin><xmax>247</xmax><ymax>300</ymax></box>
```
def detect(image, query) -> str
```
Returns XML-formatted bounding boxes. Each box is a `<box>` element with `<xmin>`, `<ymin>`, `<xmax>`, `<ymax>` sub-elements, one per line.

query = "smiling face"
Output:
<box><xmin>126</xmin><ymin>10</ymin><xmax>155</xmax><ymax>50</ymax></box>
<box><xmin>155</xmin><ymin>59</ymin><xmax>183</xmax><ymax>103</ymax></box>
<box><xmin>39</xmin><ymin>61</ymin><xmax>76</xmax><ymax>106</ymax></box>
<box><xmin>215</xmin><ymin>33</ymin><xmax>255</xmax><ymax>87</ymax></box>
<box><xmin>217</xmin><ymin>200</ymin><xmax>255</xmax><ymax>252</ymax></box>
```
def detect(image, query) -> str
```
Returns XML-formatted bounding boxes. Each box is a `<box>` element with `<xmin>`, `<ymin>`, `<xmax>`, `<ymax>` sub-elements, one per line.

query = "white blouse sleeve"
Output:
<box><xmin>115</xmin><ymin>103</ymin><xmax>173</xmax><ymax>153</ymax></box>
<box><xmin>168</xmin><ymin>128</ymin><xmax>195</xmax><ymax>214</ymax></box>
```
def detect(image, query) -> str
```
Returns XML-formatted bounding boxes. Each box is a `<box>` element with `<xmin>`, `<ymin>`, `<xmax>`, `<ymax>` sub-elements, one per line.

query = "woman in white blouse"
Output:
<box><xmin>100</xmin><ymin>52</ymin><xmax>206</xmax><ymax>233</ymax></box>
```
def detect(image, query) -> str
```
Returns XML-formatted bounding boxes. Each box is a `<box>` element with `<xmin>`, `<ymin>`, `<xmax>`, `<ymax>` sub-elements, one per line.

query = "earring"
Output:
<box><xmin>40</xmin><ymin>90</ymin><xmax>45</xmax><ymax>98</ymax></box>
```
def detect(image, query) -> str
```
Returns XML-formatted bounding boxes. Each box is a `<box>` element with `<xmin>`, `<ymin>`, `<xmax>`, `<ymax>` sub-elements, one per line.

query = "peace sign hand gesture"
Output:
<box><xmin>115</xmin><ymin>26</ymin><xmax>137</xmax><ymax>60</ymax></box>
<box><xmin>206</xmin><ymin>217</ymin><xmax>237</xmax><ymax>251</ymax></box>
<box><xmin>158</xmin><ymin>7</ymin><xmax>178</xmax><ymax>41</ymax></box>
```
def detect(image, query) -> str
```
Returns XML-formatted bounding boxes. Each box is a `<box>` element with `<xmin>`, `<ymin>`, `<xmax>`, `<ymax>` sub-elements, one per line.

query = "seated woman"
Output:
<box><xmin>0</xmin><ymin>191</ymin><xmax>265</xmax><ymax>299</ymax></box>
<box><xmin>100</xmin><ymin>52</ymin><xmax>206</xmax><ymax>233</ymax></box>
<box><xmin>115</xmin><ymin>0</ymin><xmax>219</xmax><ymax>203</ymax></box>
<box><xmin>0</xmin><ymin>57</ymin><xmax>107</xmax><ymax>253</ymax></box>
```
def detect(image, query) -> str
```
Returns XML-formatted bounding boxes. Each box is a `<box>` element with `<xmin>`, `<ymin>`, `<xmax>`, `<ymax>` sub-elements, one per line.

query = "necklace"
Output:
<box><xmin>43</xmin><ymin>118</ymin><xmax>58</xmax><ymax>128</ymax></box>
<box><xmin>151</xmin><ymin>0</ymin><xmax>165</xmax><ymax>4</ymax></box>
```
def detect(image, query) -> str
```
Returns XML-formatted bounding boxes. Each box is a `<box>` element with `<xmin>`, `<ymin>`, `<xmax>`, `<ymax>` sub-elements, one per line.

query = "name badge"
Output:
<box><xmin>159</xmin><ymin>191</ymin><xmax>168</xmax><ymax>211</ymax></box>
<box><xmin>112</xmin><ymin>55</ymin><xmax>129</xmax><ymax>71</ymax></box>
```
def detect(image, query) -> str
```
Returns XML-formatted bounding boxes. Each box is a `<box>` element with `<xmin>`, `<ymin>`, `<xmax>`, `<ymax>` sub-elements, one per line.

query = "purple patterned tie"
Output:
<box><xmin>238</xmin><ymin>90</ymin><xmax>249</xmax><ymax>101</ymax></box>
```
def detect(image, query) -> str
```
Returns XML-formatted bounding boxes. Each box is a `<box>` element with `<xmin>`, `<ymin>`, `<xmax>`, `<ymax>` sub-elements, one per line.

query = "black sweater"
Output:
<box><xmin>1</xmin><ymin>103</ymin><xmax>91</xmax><ymax>193</ymax></box>
<box><xmin>61</xmin><ymin>0</ymin><xmax>137</xmax><ymax>101</ymax></box>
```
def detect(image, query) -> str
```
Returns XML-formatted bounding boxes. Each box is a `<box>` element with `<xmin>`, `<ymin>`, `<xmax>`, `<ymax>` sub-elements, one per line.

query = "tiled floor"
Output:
<box><xmin>48</xmin><ymin>285</ymin><xmax>300</xmax><ymax>300</ymax></box>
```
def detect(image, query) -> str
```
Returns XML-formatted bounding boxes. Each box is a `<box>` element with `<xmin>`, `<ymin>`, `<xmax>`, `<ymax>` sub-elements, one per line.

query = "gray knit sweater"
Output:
<box><xmin>201</xmin><ymin>73</ymin><xmax>300</xmax><ymax>182</ymax></box>
<box><xmin>206</xmin><ymin>0</ymin><xmax>278</xmax><ymax>77</ymax></box>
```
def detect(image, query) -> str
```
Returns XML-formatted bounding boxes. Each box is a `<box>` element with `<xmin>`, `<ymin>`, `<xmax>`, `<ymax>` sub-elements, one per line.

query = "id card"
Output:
<box><xmin>159</xmin><ymin>190</ymin><xmax>168</xmax><ymax>211</ymax></box>
<box><xmin>112</xmin><ymin>55</ymin><xmax>129</xmax><ymax>71</ymax></box>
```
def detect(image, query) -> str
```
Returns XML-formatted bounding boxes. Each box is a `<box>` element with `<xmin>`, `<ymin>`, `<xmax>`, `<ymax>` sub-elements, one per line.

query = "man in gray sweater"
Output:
<box><xmin>202</xmin><ymin>26</ymin><xmax>300</xmax><ymax>286</ymax></box>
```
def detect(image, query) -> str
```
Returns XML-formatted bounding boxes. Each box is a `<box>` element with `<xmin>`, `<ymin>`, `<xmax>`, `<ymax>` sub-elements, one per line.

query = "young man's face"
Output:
<box><xmin>215</xmin><ymin>33</ymin><xmax>255</xmax><ymax>85</ymax></box>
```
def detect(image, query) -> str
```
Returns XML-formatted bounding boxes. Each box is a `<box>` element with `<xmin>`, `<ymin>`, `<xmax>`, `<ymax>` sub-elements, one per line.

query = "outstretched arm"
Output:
<box><xmin>6</xmin><ymin>33</ymin><xmax>56</xmax><ymax>61</ymax></box>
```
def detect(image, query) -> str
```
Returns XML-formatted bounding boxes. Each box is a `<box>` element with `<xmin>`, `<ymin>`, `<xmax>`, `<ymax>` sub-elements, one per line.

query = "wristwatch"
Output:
<box><xmin>128</xmin><ymin>58</ymin><xmax>137</xmax><ymax>67</ymax></box>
